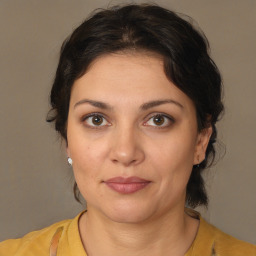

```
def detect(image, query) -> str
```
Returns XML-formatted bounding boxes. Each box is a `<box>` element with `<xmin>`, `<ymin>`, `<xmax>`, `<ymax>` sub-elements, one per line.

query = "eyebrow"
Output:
<box><xmin>74</xmin><ymin>98</ymin><xmax>183</xmax><ymax>110</ymax></box>
<box><xmin>74</xmin><ymin>99</ymin><xmax>112</xmax><ymax>110</ymax></box>
<box><xmin>140</xmin><ymin>99</ymin><xmax>184</xmax><ymax>110</ymax></box>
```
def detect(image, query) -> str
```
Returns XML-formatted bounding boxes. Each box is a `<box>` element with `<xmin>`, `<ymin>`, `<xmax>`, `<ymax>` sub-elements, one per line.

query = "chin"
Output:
<box><xmin>100</xmin><ymin>200</ymin><xmax>158</xmax><ymax>224</ymax></box>
<box><xmin>107</xmin><ymin>210</ymin><xmax>152</xmax><ymax>224</ymax></box>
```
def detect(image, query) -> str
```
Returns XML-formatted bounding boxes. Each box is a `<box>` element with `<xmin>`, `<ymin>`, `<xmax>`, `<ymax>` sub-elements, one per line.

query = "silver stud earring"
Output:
<box><xmin>67</xmin><ymin>157</ymin><xmax>73</xmax><ymax>166</ymax></box>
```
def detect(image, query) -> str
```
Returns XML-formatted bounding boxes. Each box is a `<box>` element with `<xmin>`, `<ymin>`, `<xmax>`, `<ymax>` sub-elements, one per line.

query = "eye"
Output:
<box><xmin>82</xmin><ymin>114</ymin><xmax>110</xmax><ymax>127</ymax></box>
<box><xmin>144</xmin><ymin>114</ymin><xmax>174</xmax><ymax>128</ymax></box>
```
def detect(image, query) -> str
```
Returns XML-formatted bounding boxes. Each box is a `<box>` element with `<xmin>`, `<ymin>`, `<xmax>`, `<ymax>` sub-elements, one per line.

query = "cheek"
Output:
<box><xmin>67</xmin><ymin>129</ymin><xmax>109</xmax><ymax>184</ymax></box>
<box><xmin>150</xmin><ymin>132</ymin><xmax>196</xmax><ymax>170</ymax></box>
<box><xmin>148</xmin><ymin>129</ymin><xmax>197</xmax><ymax>189</ymax></box>
<box><xmin>70</xmin><ymin>141</ymin><xmax>106</xmax><ymax>202</ymax></box>
<box><xmin>71</xmin><ymin>142</ymin><xmax>106</xmax><ymax>174</ymax></box>
<box><xmin>68</xmin><ymin>121</ymin><xmax>108</xmax><ymax>161</ymax></box>
<box><xmin>149</xmin><ymin>137</ymin><xmax>195</xmax><ymax>207</ymax></box>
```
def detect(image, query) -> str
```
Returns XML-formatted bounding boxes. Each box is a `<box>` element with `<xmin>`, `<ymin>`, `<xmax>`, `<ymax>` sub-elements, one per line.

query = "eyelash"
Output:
<box><xmin>81</xmin><ymin>113</ymin><xmax>175</xmax><ymax>129</ymax></box>
<box><xmin>144</xmin><ymin>113</ymin><xmax>175</xmax><ymax>128</ymax></box>
<box><xmin>81</xmin><ymin>113</ymin><xmax>111</xmax><ymax>129</ymax></box>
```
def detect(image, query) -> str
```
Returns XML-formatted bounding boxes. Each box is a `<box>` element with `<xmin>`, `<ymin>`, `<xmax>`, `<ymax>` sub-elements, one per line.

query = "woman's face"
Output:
<box><xmin>67</xmin><ymin>53</ymin><xmax>211</xmax><ymax>223</ymax></box>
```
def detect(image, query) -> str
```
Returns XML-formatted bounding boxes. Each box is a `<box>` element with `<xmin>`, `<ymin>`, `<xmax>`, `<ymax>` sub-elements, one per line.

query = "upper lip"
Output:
<box><xmin>104</xmin><ymin>176</ymin><xmax>150</xmax><ymax>183</ymax></box>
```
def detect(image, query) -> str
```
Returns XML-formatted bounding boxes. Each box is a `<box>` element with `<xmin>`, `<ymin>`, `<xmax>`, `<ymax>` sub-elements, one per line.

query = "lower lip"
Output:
<box><xmin>105</xmin><ymin>182</ymin><xmax>150</xmax><ymax>194</ymax></box>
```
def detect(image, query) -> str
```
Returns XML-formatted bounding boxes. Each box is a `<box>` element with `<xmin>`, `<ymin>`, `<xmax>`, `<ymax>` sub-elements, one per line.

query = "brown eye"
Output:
<box><xmin>153</xmin><ymin>115</ymin><xmax>165</xmax><ymax>126</ymax></box>
<box><xmin>144</xmin><ymin>114</ymin><xmax>174</xmax><ymax>128</ymax></box>
<box><xmin>92</xmin><ymin>115</ymin><xmax>103</xmax><ymax>125</ymax></box>
<box><xmin>83</xmin><ymin>114</ymin><xmax>109</xmax><ymax>127</ymax></box>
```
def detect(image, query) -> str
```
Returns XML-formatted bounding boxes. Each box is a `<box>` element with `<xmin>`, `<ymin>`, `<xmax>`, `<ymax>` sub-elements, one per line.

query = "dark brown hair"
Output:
<box><xmin>47</xmin><ymin>4</ymin><xmax>224</xmax><ymax>208</ymax></box>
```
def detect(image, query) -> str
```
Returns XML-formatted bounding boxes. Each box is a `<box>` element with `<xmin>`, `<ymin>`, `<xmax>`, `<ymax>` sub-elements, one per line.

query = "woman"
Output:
<box><xmin>0</xmin><ymin>3</ymin><xmax>255</xmax><ymax>256</ymax></box>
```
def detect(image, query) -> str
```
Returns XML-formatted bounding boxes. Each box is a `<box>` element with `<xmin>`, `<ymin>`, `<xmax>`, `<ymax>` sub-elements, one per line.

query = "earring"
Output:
<box><xmin>67</xmin><ymin>157</ymin><xmax>73</xmax><ymax>166</ymax></box>
<box><xmin>197</xmin><ymin>155</ymin><xmax>200</xmax><ymax>168</ymax></box>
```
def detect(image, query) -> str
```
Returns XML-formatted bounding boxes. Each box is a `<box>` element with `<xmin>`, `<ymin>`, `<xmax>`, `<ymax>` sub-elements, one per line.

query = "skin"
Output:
<box><xmin>67</xmin><ymin>53</ymin><xmax>212</xmax><ymax>256</ymax></box>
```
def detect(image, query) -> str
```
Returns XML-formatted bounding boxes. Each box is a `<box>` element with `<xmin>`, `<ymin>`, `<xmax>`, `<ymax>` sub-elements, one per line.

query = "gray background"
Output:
<box><xmin>0</xmin><ymin>0</ymin><xmax>255</xmax><ymax>244</ymax></box>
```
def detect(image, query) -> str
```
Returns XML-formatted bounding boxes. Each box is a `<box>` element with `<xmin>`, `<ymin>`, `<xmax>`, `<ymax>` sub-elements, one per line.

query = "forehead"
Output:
<box><xmin>70</xmin><ymin>53</ymin><xmax>194</xmax><ymax>110</ymax></box>
<box><xmin>83</xmin><ymin>52</ymin><xmax>165</xmax><ymax>83</ymax></box>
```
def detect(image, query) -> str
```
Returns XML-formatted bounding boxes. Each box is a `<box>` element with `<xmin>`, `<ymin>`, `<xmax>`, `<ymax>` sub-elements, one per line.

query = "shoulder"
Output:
<box><xmin>186</xmin><ymin>208</ymin><xmax>256</xmax><ymax>256</ymax></box>
<box><xmin>197</xmin><ymin>216</ymin><xmax>256</xmax><ymax>256</ymax></box>
<box><xmin>204</xmin><ymin>219</ymin><xmax>256</xmax><ymax>255</ymax></box>
<box><xmin>0</xmin><ymin>217</ymin><xmax>73</xmax><ymax>256</ymax></box>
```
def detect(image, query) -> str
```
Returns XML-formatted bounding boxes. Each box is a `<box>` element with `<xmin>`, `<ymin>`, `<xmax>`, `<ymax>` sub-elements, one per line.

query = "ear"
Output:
<box><xmin>193</xmin><ymin>126</ymin><xmax>213</xmax><ymax>165</ymax></box>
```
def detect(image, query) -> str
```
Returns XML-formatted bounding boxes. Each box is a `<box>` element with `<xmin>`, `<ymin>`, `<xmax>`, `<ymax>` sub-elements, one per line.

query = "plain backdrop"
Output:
<box><xmin>0</xmin><ymin>0</ymin><xmax>255</xmax><ymax>244</ymax></box>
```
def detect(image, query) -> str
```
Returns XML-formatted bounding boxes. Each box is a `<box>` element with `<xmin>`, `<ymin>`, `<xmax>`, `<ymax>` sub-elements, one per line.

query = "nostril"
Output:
<box><xmin>110</xmin><ymin>151</ymin><xmax>144</xmax><ymax>166</ymax></box>
<box><xmin>109</xmin><ymin>132</ymin><xmax>145</xmax><ymax>166</ymax></box>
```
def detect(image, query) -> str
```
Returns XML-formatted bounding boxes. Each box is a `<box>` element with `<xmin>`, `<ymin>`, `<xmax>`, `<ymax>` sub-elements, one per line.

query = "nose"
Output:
<box><xmin>109</xmin><ymin>125</ymin><xmax>145</xmax><ymax>166</ymax></box>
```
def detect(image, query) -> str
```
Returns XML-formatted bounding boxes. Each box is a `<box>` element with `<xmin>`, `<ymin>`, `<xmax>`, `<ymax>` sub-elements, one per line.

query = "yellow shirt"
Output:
<box><xmin>0</xmin><ymin>211</ymin><xmax>255</xmax><ymax>256</ymax></box>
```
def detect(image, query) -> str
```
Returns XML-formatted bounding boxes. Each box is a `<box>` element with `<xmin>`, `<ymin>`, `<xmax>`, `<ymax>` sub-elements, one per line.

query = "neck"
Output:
<box><xmin>78</xmin><ymin>204</ymin><xmax>199</xmax><ymax>256</ymax></box>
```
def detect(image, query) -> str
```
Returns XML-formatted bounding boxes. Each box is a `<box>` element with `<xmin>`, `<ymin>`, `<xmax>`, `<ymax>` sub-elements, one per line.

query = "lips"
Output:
<box><xmin>104</xmin><ymin>176</ymin><xmax>151</xmax><ymax>194</ymax></box>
